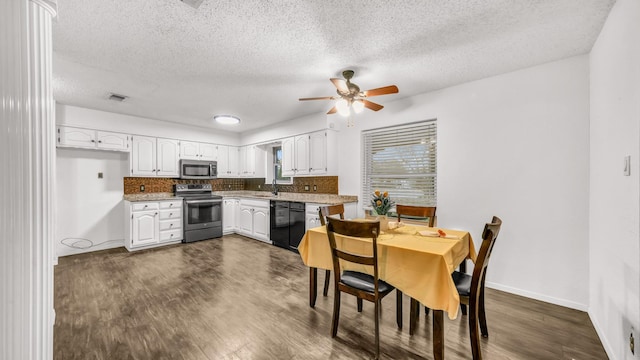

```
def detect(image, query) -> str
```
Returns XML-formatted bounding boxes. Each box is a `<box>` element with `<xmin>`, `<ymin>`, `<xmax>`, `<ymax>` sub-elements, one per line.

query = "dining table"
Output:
<box><xmin>298</xmin><ymin>221</ymin><xmax>476</xmax><ymax>360</ymax></box>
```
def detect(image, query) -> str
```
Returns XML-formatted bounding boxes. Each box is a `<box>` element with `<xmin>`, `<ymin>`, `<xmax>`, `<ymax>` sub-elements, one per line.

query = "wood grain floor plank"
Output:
<box><xmin>54</xmin><ymin>235</ymin><xmax>608</xmax><ymax>359</ymax></box>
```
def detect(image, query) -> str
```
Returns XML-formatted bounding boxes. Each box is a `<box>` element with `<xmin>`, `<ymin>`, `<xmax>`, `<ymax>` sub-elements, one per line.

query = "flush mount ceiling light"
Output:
<box><xmin>213</xmin><ymin>115</ymin><xmax>240</xmax><ymax>125</ymax></box>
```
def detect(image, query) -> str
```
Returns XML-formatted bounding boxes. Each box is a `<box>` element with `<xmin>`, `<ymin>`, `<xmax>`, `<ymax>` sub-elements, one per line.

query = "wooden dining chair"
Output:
<box><xmin>395</xmin><ymin>205</ymin><xmax>436</xmax><ymax>331</ymax></box>
<box><xmin>325</xmin><ymin>217</ymin><xmax>395</xmax><ymax>360</ymax></box>
<box><xmin>452</xmin><ymin>216</ymin><xmax>502</xmax><ymax>360</ymax></box>
<box><xmin>318</xmin><ymin>204</ymin><xmax>345</xmax><ymax>297</ymax></box>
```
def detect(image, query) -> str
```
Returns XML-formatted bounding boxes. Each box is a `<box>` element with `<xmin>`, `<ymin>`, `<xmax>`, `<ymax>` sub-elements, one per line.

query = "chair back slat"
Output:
<box><xmin>326</xmin><ymin>217</ymin><xmax>381</xmax><ymax>280</ymax></box>
<box><xmin>396</xmin><ymin>205</ymin><xmax>436</xmax><ymax>227</ymax></box>
<box><xmin>334</xmin><ymin>248</ymin><xmax>376</xmax><ymax>266</ymax></box>
<box><xmin>470</xmin><ymin>216</ymin><xmax>502</xmax><ymax>298</ymax></box>
<box><xmin>319</xmin><ymin>204</ymin><xmax>345</xmax><ymax>225</ymax></box>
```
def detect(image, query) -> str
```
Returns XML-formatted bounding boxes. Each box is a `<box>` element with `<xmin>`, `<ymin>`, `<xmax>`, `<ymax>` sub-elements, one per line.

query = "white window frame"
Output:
<box><xmin>362</xmin><ymin>119</ymin><xmax>437</xmax><ymax>210</ymax></box>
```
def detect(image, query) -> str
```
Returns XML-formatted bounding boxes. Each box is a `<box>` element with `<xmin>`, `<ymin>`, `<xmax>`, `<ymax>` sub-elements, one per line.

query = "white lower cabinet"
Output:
<box><xmin>222</xmin><ymin>198</ymin><xmax>239</xmax><ymax>234</ymax></box>
<box><xmin>305</xmin><ymin>203</ymin><xmax>326</xmax><ymax>231</ymax></box>
<box><xmin>237</xmin><ymin>199</ymin><xmax>270</xmax><ymax>243</ymax></box>
<box><xmin>125</xmin><ymin>200</ymin><xmax>183</xmax><ymax>251</ymax></box>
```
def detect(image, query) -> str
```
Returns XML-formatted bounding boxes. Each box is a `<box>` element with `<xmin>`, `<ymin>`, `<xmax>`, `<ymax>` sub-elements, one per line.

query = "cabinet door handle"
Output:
<box><xmin>91</xmin><ymin>139</ymin><xmax>95</xmax><ymax>143</ymax></box>
<box><xmin>170</xmin><ymin>223</ymin><xmax>173</xmax><ymax>227</ymax></box>
<box><xmin>144</xmin><ymin>205</ymin><xmax>148</xmax><ymax>208</ymax></box>
<box><xmin>98</xmin><ymin>140</ymin><xmax>102</xmax><ymax>143</ymax></box>
<box><xmin>170</xmin><ymin>234</ymin><xmax>174</xmax><ymax>237</ymax></box>
<box><xmin>155</xmin><ymin>212</ymin><xmax>158</xmax><ymax>215</ymax></box>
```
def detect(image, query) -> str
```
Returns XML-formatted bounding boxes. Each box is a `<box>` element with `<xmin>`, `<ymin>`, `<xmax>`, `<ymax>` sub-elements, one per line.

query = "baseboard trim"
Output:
<box><xmin>588</xmin><ymin>311</ymin><xmax>616</xmax><ymax>360</ymax></box>
<box><xmin>485</xmin><ymin>281</ymin><xmax>588</xmax><ymax>311</ymax></box>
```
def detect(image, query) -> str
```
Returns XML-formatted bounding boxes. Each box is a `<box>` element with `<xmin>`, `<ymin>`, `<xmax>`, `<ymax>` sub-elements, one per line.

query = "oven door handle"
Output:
<box><xmin>185</xmin><ymin>199</ymin><xmax>222</xmax><ymax>205</ymax></box>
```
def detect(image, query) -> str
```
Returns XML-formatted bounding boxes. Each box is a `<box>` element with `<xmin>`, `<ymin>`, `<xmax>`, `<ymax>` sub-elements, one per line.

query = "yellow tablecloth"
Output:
<box><xmin>298</xmin><ymin>224</ymin><xmax>476</xmax><ymax>320</ymax></box>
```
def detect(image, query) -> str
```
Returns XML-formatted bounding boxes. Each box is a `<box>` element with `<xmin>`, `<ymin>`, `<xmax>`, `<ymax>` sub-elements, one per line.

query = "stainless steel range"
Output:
<box><xmin>175</xmin><ymin>184</ymin><xmax>223</xmax><ymax>243</ymax></box>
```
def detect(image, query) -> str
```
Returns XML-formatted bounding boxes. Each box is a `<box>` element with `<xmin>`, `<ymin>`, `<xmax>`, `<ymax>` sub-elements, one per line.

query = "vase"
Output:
<box><xmin>376</xmin><ymin>214</ymin><xmax>389</xmax><ymax>231</ymax></box>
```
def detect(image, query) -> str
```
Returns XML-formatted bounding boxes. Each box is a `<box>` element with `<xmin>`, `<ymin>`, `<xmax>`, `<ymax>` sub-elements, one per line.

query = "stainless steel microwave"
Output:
<box><xmin>179</xmin><ymin>159</ymin><xmax>217</xmax><ymax>179</ymax></box>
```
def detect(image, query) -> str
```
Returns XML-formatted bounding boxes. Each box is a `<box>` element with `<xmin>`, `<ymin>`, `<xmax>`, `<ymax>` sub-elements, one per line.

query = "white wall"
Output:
<box><xmin>55</xmin><ymin>148</ymin><xmax>129</xmax><ymax>257</ymax></box>
<box><xmin>240</xmin><ymin>111</ymin><xmax>333</xmax><ymax>145</ymax></box>
<box><xmin>57</xmin><ymin>104</ymin><xmax>241</xmax><ymax>145</ymax></box>
<box><xmin>335</xmin><ymin>56</ymin><xmax>590</xmax><ymax>310</ymax></box>
<box><xmin>589</xmin><ymin>0</ymin><xmax>640</xmax><ymax>358</ymax></box>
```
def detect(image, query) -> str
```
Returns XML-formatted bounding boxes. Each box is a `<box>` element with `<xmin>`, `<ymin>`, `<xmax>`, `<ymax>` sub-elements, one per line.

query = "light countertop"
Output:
<box><xmin>213</xmin><ymin>191</ymin><xmax>357</xmax><ymax>205</ymax></box>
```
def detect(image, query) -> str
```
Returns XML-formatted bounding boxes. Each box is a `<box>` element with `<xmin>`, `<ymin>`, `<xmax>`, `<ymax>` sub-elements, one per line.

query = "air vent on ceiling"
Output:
<box><xmin>180</xmin><ymin>0</ymin><xmax>205</xmax><ymax>9</ymax></box>
<box><xmin>108</xmin><ymin>93</ymin><xmax>128</xmax><ymax>102</ymax></box>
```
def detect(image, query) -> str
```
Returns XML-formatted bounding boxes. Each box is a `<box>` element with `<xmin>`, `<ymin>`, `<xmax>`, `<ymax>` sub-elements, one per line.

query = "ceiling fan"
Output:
<box><xmin>299</xmin><ymin>70</ymin><xmax>399</xmax><ymax>116</ymax></box>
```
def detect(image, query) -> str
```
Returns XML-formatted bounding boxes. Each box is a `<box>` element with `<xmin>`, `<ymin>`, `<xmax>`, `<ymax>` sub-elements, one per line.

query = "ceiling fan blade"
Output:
<box><xmin>299</xmin><ymin>96</ymin><xmax>334</xmax><ymax>101</ymax></box>
<box><xmin>363</xmin><ymin>85</ymin><xmax>399</xmax><ymax>97</ymax></box>
<box><xmin>327</xmin><ymin>106</ymin><xmax>337</xmax><ymax>115</ymax></box>
<box><xmin>330</xmin><ymin>78</ymin><xmax>349</xmax><ymax>93</ymax></box>
<box><xmin>363</xmin><ymin>100</ymin><xmax>384</xmax><ymax>111</ymax></box>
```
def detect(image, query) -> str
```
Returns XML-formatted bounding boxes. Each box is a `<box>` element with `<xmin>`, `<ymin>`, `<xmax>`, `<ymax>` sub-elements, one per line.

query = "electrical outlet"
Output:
<box><xmin>98</xmin><ymin>172</ymin><xmax>103</xmax><ymax>179</ymax></box>
<box><xmin>631</xmin><ymin>327</ymin><xmax>635</xmax><ymax>355</ymax></box>
<box><xmin>228</xmin><ymin>184</ymin><xmax>231</xmax><ymax>189</ymax></box>
<box><xmin>313</xmin><ymin>185</ymin><xmax>317</xmax><ymax>191</ymax></box>
<box><xmin>140</xmin><ymin>185</ymin><xmax>145</xmax><ymax>192</ymax></box>
<box><xmin>304</xmin><ymin>185</ymin><xmax>310</xmax><ymax>191</ymax></box>
<box><xmin>258</xmin><ymin>184</ymin><xmax>261</xmax><ymax>189</ymax></box>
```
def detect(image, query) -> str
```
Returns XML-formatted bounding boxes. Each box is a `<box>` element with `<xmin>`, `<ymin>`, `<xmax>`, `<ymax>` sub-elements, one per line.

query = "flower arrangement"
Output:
<box><xmin>370</xmin><ymin>190</ymin><xmax>394</xmax><ymax>216</ymax></box>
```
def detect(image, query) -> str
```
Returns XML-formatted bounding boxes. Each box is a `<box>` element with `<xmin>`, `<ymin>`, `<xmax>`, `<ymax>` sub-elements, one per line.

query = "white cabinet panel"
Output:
<box><xmin>180</xmin><ymin>141</ymin><xmax>200</xmax><ymax>160</ymax></box>
<box><xmin>180</xmin><ymin>141</ymin><xmax>217</xmax><ymax>161</ymax></box>
<box><xmin>156</xmin><ymin>138</ymin><xmax>180</xmax><ymax>177</ymax></box>
<box><xmin>126</xmin><ymin>200</ymin><xmax>182</xmax><ymax>250</ymax></box>
<box><xmin>252</xmin><ymin>207</ymin><xmax>270</xmax><ymax>242</ymax></box>
<box><xmin>217</xmin><ymin>145</ymin><xmax>239</xmax><ymax>177</ymax></box>
<box><xmin>281</xmin><ymin>137</ymin><xmax>295</xmax><ymax>176</ymax></box>
<box><xmin>131</xmin><ymin>136</ymin><xmax>156</xmax><ymax>176</ymax></box>
<box><xmin>238</xmin><ymin>205</ymin><xmax>253</xmax><ymax>236</ymax></box>
<box><xmin>131</xmin><ymin>210</ymin><xmax>159</xmax><ymax>248</ymax></box>
<box><xmin>223</xmin><ymin>198</ymin><xmax>237</xmax><ymax>234</ymax></box>
<box><xmin>97</xmin><ymin>131</ymin><xmax>129</xmax><ymax>151</ymax></box>
<box><xmin>200</xmin><ymin>143</ymin><xmax>217</xmax><ymax>161</ymax></box>
<box><xmin>294</xmin><ymin>135</ymin><xmax>310</xmax><ymax>175</ymax></box>
<box><xmin>131</xmin><ymin>136</ymin><xmax>179</xmax><ymax>177</ymax></box>
<box><xmin>309</xmin><ymin>131</ymin><xmax>327</xmax><ymax>175</ymax></box>
<box><xmin>57</xmin><ymin>126</ymin><xmax>130</xmax><ymax>152</ymax></box>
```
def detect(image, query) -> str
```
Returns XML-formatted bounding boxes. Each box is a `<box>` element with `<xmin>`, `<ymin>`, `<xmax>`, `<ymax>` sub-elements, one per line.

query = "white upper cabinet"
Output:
<box><xmin>131</xmin><ymin>136</ymin><xmax>179</xmax><ymax>177</ymax></box>
<box><xmin>180</xmin><ymin>140</ymin><xmax>217</xmax><ymax>161</ymax></box>
<box><xmin>282</xmin><ymin>134</ymin><xmax>309</xmax><ymax>176</ymax></box>
<box><xmin>239</xmin><ymin>145</ymin><xmax>265</xmax><ymax>178</ymax></box>
<box><xmin>97</xmin><ymin>131</ymin><xmax>130</xmax><ymax>151</ymax></box>
<box><xmin>282</xmin><ymin>130</ymin><xmax>336</xmax><ymax>177</ymax></box>
<box><xmin>309</xmin><ymin>131</ymin><xmax>327</xmax><ymax>175</ymax></box>
<box><xmin>281</xmin><ymin>137</ymin><xmax>295</xmax><ymax>176</ymax></box>
<box><xmin>217</xmin><ymin>145</ymin><xmax>240</xmax><ymax>178</ymax></box>
<box><xmin>156</xmin><ymin>138</ymin><xmax>180</xmax><ymax>177</ymax></box>
<box><xmin>294</xmin><ymin>135</ymin><xmax>310</xmax><ymax>175</ymax></box>
<box><xmin>57</xmin><ymin>126</ymin><xmax>130</xmax><ymax>152</ymax></box>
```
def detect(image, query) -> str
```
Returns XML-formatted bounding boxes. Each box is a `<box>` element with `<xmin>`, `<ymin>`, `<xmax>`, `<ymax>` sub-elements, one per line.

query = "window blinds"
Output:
<box><xmin>362</xmin><ymin>120</ymin><xmax>437</xmax><ymax>207</ymax></box>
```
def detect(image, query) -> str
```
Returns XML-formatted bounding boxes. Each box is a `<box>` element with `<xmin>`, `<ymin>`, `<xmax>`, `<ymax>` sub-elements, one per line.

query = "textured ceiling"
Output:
<box><xmin>52</xmin><ymin>0</ymin><xmax>615</xmax><ymax>133</ymax></box>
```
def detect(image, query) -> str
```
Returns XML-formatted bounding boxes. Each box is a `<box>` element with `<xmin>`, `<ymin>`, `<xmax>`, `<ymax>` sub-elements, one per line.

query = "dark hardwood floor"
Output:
<box><xmin>54</xmin><ymin>235</ymin><xmax>608</xmax><ymax>359</ymax></box>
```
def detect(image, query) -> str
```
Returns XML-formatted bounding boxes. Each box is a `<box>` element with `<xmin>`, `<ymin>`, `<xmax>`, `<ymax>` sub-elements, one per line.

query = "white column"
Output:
<box><xmin>0</xmin><ymin>1</ymin><xmax>57</xmax><ymax>359</ymax></box>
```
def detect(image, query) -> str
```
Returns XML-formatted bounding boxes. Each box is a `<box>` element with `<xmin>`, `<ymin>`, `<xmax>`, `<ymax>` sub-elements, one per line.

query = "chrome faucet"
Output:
<box><xmin>272</xmin><ymin>164</ymin><xmax>279</xmax><ymax>195</ymax></box>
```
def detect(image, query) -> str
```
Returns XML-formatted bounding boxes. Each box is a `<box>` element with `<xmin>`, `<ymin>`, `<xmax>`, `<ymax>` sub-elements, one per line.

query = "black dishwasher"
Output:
<box><xmin>270</xmin><ymin>201</ymin><xmax>306</xmax><ymax>252</ymax></box>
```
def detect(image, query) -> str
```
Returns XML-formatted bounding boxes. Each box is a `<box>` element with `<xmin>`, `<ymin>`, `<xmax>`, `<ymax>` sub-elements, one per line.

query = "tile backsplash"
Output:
<box><xmin>123</xmin><ymin>176</ymin><xmax>338</xmax><ymax>195</ymax></box>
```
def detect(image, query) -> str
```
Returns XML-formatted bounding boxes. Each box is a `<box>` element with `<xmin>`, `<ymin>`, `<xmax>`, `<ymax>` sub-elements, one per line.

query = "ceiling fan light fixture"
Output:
<box><xmin>352</xmin><ymin>100</ymin><xmax>364</xmax><ymax>114</ymax></box>
<box><xmin>336</xmin><ymin>98</ymin><xmax>350</xmax><ymax>117</ymax></box>
<box><xmin>213</xmin><ymin>115</ymin><xmax>240</xmax><ymax>125</ymax></box>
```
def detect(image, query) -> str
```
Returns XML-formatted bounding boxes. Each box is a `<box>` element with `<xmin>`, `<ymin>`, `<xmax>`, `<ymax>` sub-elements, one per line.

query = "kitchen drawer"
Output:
<box><xmin>306</xmin><ymin>203</ymin><xmax>327</xmax><ymax>215</ymax></box>
<box><xmin>160</xmin><ymin>200</ymin><xmax>182</xmax><ymax>209</ymax></box>
<box><xmin>159</xmin><ymin>219</ymin><xmax>181</xmax><ymax>231</ymax></box>
<box><xmin>159</xmin><ymin>209</ymin><xmax>181</xmax><ymax>220</ymax></box>
<box><xmin>160</xmin><ymin>229</ymin><xmax>182</xmax><ymax>242</ymax></box>
<box><xmin>132</xmin><ymin>202</ymin><xmax>160</xmax><ymax>211</ymax></box>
